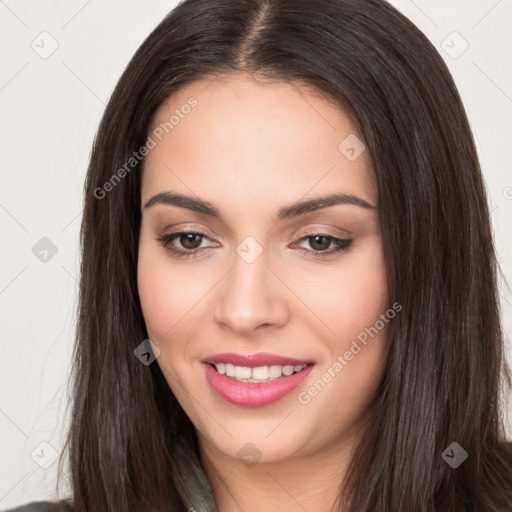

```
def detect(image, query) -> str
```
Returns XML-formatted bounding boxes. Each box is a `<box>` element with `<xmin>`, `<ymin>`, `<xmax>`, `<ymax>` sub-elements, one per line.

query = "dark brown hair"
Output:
<box><xmin>43</xmin><ymin>0</ymin><xmax>512</xmax><ymax>510</ymax></box>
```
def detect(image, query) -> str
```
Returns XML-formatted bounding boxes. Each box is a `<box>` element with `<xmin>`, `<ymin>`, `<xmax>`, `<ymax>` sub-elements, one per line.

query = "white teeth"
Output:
<box><xmin>269</xmin><ymin>365</ymin><xmax>283</xmax><ymax>379</ymax></box>
<box><xmin>225</xmin><ymin>363</ymin><xmax>235</xmax><ymax>377</ymax></box>
<box><xmin>252</xmin><ymin>366</ymin><xmax>269</xmax><ymax>380</ymax></box>
<box><xmin>282</xmin><ymin>365</ymin><xmax>294</xmax><ymax>376</ymax></box>
<box><xmin>234</xmin><ymin>366</ymin><xmax>251</xmax><ymax>380</ymax></box>
<box><xmin>213</xmin><ymin>363</ymin><xmax>308</xmax><ymax>382</ymax></box>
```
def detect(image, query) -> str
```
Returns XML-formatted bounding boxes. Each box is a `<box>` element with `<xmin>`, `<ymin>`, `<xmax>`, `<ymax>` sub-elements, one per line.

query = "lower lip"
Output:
<box><xmin>203</xmin><ymin>363</ymin><xmax>315</xmax><ymax>407</ymax></box>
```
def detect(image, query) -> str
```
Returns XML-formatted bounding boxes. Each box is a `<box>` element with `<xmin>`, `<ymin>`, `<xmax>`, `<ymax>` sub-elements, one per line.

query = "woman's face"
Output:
<box><xmin>138</xmin><ymin>74</ymin><xmax>389</xmax><ymax>466</ymax></box>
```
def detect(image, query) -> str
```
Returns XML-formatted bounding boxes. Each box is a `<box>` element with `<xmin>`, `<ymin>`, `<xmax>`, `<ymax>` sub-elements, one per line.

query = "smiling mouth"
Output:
<box><xmin>208</xmin><ymin>362</ymin><xmax>313</xmax><ymax>383</ymax></box>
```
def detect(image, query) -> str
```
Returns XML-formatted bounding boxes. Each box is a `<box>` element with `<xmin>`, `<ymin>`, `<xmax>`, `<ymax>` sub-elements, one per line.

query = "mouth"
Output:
<box><xmin>202</xmin><ymin>355</ymin><xmax>316</xmax><ymax>407</ymax></box>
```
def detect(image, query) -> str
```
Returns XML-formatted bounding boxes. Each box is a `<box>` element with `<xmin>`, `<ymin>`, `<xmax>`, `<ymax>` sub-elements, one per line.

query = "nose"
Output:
<box><xmin>212</xmin><ymin>248</ymin><xmax>290</xmax><ymax>337</ymax></box>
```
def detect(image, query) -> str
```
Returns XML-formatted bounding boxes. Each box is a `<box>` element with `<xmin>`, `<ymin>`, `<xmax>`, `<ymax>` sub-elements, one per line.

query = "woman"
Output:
<box><xmin>6</xmin><ymin>0</ymin><xmax>512</xmax><ymax>510</ymax></box>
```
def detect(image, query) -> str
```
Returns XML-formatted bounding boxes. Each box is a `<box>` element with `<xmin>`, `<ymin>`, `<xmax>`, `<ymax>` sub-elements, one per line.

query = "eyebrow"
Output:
<box><xmin>143</xmin><ymin>191</ymin><xmax>376</xmax><ymax>221</ymax></box>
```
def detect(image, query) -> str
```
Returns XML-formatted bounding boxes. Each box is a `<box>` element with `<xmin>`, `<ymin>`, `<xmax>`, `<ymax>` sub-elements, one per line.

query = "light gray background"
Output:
<box><xmin>1</xmin><ymin>0</ymin><xmax>511</xmax><ymax>507</ymax></box>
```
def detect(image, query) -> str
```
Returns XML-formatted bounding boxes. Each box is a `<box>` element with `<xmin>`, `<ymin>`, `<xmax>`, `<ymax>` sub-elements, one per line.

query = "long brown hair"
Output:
<box><xmin>52</xmin><ymin>0</ymin><xmax>512</xmax><ymax>510</ymax></box>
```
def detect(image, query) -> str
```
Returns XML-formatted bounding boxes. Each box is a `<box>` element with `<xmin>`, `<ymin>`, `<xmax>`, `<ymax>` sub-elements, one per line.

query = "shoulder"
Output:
<box><xmin>2</xmin><ymin>501</ymin><xmax>74</xmax><ymax>512</ymax></box>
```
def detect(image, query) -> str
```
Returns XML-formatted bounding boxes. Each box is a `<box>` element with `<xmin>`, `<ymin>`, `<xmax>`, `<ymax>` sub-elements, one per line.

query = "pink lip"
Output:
<box><xmin>202</xmin><ymin>352</ymin><xmax>314</xmax><ymax>367</ymax></box>
<box><xmin>203</xmin><ymin>362</ymin><xmax>316</xmax><ymax>407</ymax></box>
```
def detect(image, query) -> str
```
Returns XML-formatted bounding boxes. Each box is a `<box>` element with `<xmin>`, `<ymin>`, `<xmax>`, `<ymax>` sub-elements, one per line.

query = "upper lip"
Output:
<box><xmin>202</xmin><ymin>352</ymin><xmax>314</xmax><ymax>367</ymax></box>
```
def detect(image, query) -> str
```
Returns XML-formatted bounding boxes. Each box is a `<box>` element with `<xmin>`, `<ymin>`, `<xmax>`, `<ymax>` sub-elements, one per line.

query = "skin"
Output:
<box><xmin>137</xmin><ymin>74</ymin><xmax>390</xmax><ymax>512</ymax></box>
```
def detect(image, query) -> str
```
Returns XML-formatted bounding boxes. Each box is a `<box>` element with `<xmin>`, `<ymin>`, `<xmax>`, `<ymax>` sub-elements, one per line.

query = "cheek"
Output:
<box><xmin>137</xmin><ymin>248</ymin><xmax>203</xmax><ymax>393</ymax></box>
<box><xmin>295</xmin><ymin>239</ymin><xmax>388</xmax><ymax>339</ymax></box>
<box><xmin>137</xmin><ymin>227</ymin><xmax>218</xmax><ymax>339</ymax></box>
<box><xmin>338</xmin><ymin>258</ymin><xmax>388</xmax><ymax>337</ymax></box>
<box><xmin>137</xmin><ymin>241</ymin><xmax>196</xmax><ymax>344</ymax></box>
<box><xmin>294</xmin><ymin>240</ymin><xmax>389</xmax><ymax>412</ymax></box>
<box><xmin>137</xmin><ymin>261</ymin><xmax>177</xmax><ymax>340</ymax></box>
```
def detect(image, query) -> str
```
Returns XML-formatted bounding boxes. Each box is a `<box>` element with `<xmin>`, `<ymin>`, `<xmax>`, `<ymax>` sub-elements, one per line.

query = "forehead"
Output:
<box><xmin>141</xmin><ymin>74</ymin><xmax>376</xmax><ymax>209</ymax></box>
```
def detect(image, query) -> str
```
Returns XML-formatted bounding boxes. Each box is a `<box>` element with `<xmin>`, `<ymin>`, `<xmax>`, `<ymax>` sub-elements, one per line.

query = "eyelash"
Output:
<box><xmin>156</xmin><ymin>230</ymin><xmax>353</xmax><ymax>259</ymax></box>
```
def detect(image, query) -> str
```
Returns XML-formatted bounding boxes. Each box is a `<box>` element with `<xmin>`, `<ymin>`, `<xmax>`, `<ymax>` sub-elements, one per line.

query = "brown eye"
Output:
<box><xmin>308</xmin><ymin>235</ymin><xmax>332</xmax><ymax>251</ymax></box>
<box><xmin>156</xmin><ymin>230</ymin><xmax>217</xmax><ymax>259</ymax></box>
<box><xmin>178</xmin><ymin>233</ymin><xmax>203</xmax><ymax>250</ymax></box>
<box><xmin>292</xmin><ymin>233</ymin><xmax>353</xmax><ymax>257</ymax></box>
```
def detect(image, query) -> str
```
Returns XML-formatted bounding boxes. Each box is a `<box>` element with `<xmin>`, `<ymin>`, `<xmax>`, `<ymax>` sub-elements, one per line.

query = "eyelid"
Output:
<box><xmin>162</xmin><ymin>224</ymin><xmax>218</xmax><ymax>240</ymax></box>
<box><xmin>293</xmin><ymin>223</ymin><xmax>352</xmax><ymax>239</ymax></box>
